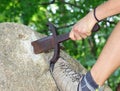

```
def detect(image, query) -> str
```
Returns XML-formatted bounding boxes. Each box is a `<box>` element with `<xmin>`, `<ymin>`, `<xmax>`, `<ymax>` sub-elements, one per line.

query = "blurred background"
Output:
<box><xmin>0</xmin><ymin>0</ymin><xmax>120</xmax><ymax>90</ymax></box>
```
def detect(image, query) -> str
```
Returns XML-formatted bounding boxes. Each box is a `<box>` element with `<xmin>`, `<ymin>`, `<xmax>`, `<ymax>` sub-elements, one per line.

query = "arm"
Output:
<box><xmin>96</xmin><ymin>0</ymin><xmax>120</xmax><ymax>21</ymax></box>
<box><xmin>69</xmin><ymin>0</ymin><xmax>120</xmax><ymax>40</ymax></box>
<box><xmin>70</xmin><ymin>0</ymin><xmax>120</xmax><ymax>86</ymax></box>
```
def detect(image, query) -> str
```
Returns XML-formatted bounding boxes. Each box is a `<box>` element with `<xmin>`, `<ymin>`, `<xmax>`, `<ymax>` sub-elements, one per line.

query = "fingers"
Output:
<box><xmin>69</xmin><ymin>27</ymin><xmax>91</xmax><ymax>40</ymax></box>
<box><xmin>70</xmin><ymin>30</ymin><xmax>82</xmax><ymax>40</ymax></box>
<box><xmin>69</xmin><ymin>16</ymin><xmax>94</xmax><ymax>40</ymax></box>
<box><xmin>86</xmin><ymin>31</ymin><xmax>92</xmax><ymax>36</ymax></box>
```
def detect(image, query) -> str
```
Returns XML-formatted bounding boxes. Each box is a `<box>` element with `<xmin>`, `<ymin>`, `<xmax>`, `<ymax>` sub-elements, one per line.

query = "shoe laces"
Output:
<box><xmin>59</xmin><ymin>62</ymin><xmax>83</xmax><ymax>82</ymax></box>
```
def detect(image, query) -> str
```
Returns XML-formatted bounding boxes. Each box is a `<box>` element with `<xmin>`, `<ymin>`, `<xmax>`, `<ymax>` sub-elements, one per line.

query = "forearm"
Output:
<box><xmin>94</xmin><ymin>0</ymin><xmax>120</xmax><ymax>21</ymax></box>
<box><xmin>85</xmin><ymin>0</ymin><xmax>120</xmax><ymax>30</ymax></box>
<box><xmin>69</xmin><ymin>0</ymin><xmax>120</xmax><ymax>40</ymax></box>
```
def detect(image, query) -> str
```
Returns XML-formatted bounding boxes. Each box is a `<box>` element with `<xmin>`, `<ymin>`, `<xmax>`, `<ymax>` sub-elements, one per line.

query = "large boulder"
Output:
<box><xmin>0</xmin><ymin>22</ymin><xmax>112</xmax><ymax>91</ymax></box>
<box><xmin>0</xmin><ymin>22</ymin><xmax>58</xmax><ymax>91</ymax></box>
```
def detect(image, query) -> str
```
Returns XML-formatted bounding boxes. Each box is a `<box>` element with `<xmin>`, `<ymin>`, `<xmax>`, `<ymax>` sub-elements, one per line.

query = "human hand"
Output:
<box><xmin>69</xmin><ymin>11</ymin><xmax>97</xmax><ymax>40</ymax></box>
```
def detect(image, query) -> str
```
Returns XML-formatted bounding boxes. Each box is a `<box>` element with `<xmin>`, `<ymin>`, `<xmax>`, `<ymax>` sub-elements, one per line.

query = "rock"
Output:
<box><xmin>0</xmin><ymin>22</ymin><xmax>112</xmax><ymax>91</ymax></box>
<box><xmin>0</xmin><ymin>22</ymin><xmax>58</xmax><ymax>91</ymax></box>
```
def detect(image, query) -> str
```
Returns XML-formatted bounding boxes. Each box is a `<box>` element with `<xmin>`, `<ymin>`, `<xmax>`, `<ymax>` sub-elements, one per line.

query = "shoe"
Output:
<box><xmin>78</xmin><ymin>76</ymin><xmax>104</xmax><ymax>91</ymax></box>
<box><xmin>52</xmin><ymin>58</ymin><xmax>107</xmax><ymax>91</ymax></box>
<box><xmin>52</xmin><ymin>58</ymin><xmax>83</xmax><ymax>91</ymax></box>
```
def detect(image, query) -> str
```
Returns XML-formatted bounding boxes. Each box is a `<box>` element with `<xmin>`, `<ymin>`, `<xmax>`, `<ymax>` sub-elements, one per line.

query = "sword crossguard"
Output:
<box><xmin>47</xmin><ymin>22</ymin><xmax>60</xmax><ymax>65</ymax></box>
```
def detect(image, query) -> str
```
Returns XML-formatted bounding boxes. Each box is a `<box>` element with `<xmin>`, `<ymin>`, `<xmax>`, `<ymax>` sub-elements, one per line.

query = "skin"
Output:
<box><xmin>69</xmin><ymin>0</ymin><xmax>120</xmax><ymax>86</ymax></box>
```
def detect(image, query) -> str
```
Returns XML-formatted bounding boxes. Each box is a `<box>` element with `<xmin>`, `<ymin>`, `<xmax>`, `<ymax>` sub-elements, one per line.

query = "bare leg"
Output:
<box><xmin>91</xmin><ymin>21</ymin><xmax>120</xmax><ymax>86</ymax></box>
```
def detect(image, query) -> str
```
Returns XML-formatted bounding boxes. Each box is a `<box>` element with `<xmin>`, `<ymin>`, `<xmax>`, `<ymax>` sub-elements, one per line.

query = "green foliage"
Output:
<box><xmin>0</xmin><ymin>0</ymin><xmax>120</xmax><ymax>90</ymax></box>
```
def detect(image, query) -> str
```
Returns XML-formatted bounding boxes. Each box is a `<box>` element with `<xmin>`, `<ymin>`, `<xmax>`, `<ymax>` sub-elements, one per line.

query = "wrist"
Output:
<box><xmin>87</xmin><ymin>11</ymin><xmax>98</xmax><ymax>26</ymax></box>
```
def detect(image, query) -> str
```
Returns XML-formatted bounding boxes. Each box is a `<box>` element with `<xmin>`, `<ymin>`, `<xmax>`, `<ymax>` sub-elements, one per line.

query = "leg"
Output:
<box><xmin>91</xmin><ymin>21</ymin><xmax>120</xmax><ymax>86</ymax></box>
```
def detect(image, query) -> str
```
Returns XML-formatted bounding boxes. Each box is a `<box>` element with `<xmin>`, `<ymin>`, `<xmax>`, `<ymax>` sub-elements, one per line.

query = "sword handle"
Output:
<box><xmin>92</xmin><ymin>23</ymin><xmax>100</xmax><ymax>32</ymax></box>
<box><xmin>57</xmin><ymin>23</ymin><xmax>100</xmax><ymax>43</ymax></box>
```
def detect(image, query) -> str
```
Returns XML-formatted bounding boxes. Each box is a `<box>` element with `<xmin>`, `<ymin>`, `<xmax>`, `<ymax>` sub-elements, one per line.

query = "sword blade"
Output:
<box><xmin>31</xmin><ymin>33</ymin><xmax>69</xmax><ymax>54</ymax></box>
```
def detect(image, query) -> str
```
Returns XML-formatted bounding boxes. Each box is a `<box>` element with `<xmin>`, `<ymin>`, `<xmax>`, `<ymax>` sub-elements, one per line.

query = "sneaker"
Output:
<box><xmin>78</xmin><ymin>76</ymin><xmax>104</xmax><ymax>91</ymax></box>
<box><xmin>52</xmin><ymin>58</ymin><xmax>106</xmax><ymax>91</ymax></box>
<box><xmin>52</xmin><ymin>58</ymin><xmax>83</xmax><ymax>91</ymax></box>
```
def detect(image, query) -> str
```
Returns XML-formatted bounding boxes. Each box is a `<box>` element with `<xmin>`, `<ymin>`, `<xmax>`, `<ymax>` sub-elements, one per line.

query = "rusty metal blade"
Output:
<box><xmin>31</xmin><ymin>35</ymin><xmax>54</xmax><ymax>54</ymax></box>
<box><xmin>31</xmin><ymin>33</ymin><xmax>69</xmax><ymax>54</ymax></box>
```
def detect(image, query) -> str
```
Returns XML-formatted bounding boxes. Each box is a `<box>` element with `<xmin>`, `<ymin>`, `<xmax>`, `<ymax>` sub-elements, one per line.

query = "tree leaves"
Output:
<box><xmin>0</xmin><ymin>0</ymin><xmax>119</xmax><ymax>90</ymax></box>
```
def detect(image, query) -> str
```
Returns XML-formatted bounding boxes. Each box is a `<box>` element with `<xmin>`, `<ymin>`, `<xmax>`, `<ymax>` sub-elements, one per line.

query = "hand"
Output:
<box><xmin>69</xmin><ymin>11</ymin><xmax>97</xmax><ymax>40</ymax></box>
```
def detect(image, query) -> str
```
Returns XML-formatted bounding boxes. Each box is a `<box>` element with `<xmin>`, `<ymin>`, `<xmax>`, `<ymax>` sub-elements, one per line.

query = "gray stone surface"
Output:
<box><xmin>0</xmin><ymin>22</ymin><xmax>58</xmax><ymax>91</ymax></box>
